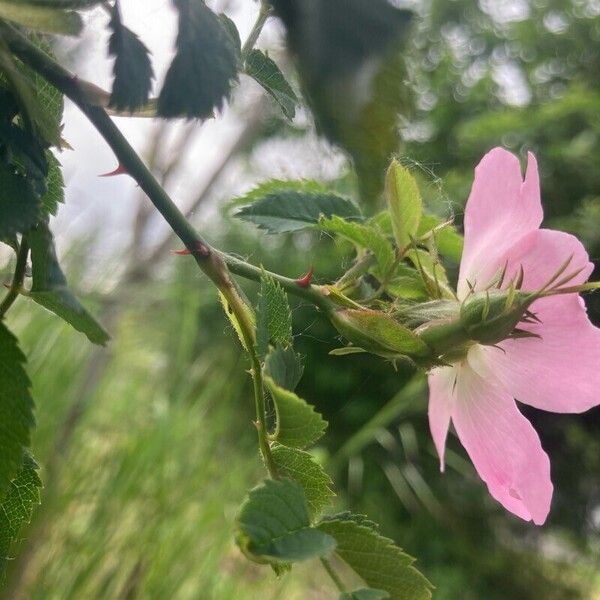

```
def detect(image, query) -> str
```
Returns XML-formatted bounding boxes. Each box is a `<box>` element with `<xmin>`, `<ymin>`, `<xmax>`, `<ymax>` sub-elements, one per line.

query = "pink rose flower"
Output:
<box><xmin>428</xmin><ymin>147</ymin><xmax>600</xmax><ymax>525</ymax></box>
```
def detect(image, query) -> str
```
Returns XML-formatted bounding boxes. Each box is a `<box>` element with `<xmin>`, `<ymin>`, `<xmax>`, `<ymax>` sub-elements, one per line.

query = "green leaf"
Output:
<box><xmin>0</xmin><ymin>323</ymin><xmax>35</xmax><ymax>501</ymax></box>
<box><xmin>318</xmin><ymin>517</ymin><xmax>433</xmax><ymax>600</ymax></box>
<box><xmin>0</xmin><ymin>452</ymin><xmax>41</xmax><ymax>575</ymax></box>
<box><xmin>319</xmin><ymin>215</ymin><xmax>395</xmax><ymax>277</ymax></box>
<box><xmin>157</xmin><ymin>0</ymin><xmax>238</xmax><ymax>118</ymax></box>
<box><xmin>41</xmin><ymin>151</ymin><xmax>64</xmax><ymax>216</ymax></box>
<box><xmin>385</xmin><ymin>160</ymin><xmax>422</xmax><ymax>250</ymax></box>
<box><xmin>0</xmin><ymin>162</ymin><xmax>40</xmax><ymax>239</ymax></box>
<box><xmin>264</xmin><ymin>345</ymin><xmax>304</xmax><ymax>391</ymax></box>
<box><xmin>0</xmin><ymin>2</ymin><xmax>82</xmax><ymax>35</ymax></box>
<box><xmin>107</xmin><ymin>1</ymin><xmax>154</xmax><ymax>112</ymax></box>
<box><xmin>384</xmin><ymin>264</ymin><xmax>428</xmax><ymax>300</ymax></box>
<box><xmin>0</xmin><ymin>41</ymin><xmax>62</xmax><ymax>146</ymax></box>
<box><xmin>271</xmin><ymin>444</ymin><xmax>334</xmax><ymax>518</ymax></box>
<box><xmin>236</xmin><ymin>478</ymin><xmax>336</xmax><ymax>563</ymax></box>
<box><xmin>28</xmin><ymin>221</ymin><xmax>110</xmax><ymax>345</ymax></box>
<box><xmin>218</xmin><ymin>13</ymin><xmax>241</xmax><ymax>57</ymax></box>
<box><xmin>340</xmin><ymin>589</ymin><xmax>390</xmax><ymax>600</ymax></box>
<box><xmin>265</xmin><ymin>376</ymin><xmax>327</xmax><ymax>449</ymax></box>
<box><xmin>235</xmin><ymin>183</ymin><xmax>361</xmax><ymax>233</ymax></box>
<box><xmin>417</xmin><ymin>214</ymin><xmax>463</xmax><ymax>263</ymax></box>
<box><xmin>245</xmin><ymin>49</ymin><xmax>298</xmax><ymax>120</ymax></box>
<box><xmin>257</xmin><ymin>272</ymin><xmax>292</xmax><ymax>358</ymax></box>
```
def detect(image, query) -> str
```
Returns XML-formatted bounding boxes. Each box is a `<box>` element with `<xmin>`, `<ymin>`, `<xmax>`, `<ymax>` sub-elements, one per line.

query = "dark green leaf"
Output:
<box><xmin>264</xmin><ymin>345</ymin><xmax>303</xmax><ymax>391</ymax></box>
<box><xmin>236</xmin><ymin>478</ymin><xmax>336</xmax><ymax>563</ymax></box>
<box><xmin>40</xmin><ymin>151</ymin><xmax>64</xmax><ymax>216</ymax></box>
<box><xmin>271</xmin><ymin>444</ymin><xmax>334</xmax><ymax>518</ymax></box>
<box><xmin>266</xmin><ymin>376</ymin><xmax>327</xmax><ymax>449</ymax></box>
<box><xmin>318</xmin><ymin>516</ymin><xmax>433</xmax><ymax>600</ymax></box>
<box><xmin>0</xmin><ymin>161</ymin><xmax>40</xmax><ymax>239</ymax></box>
<box><xmin>235</xmin><ymin>184</ymin><xmax>361</xmax><ymax>233</ymax></box>
<box><xmin>28</xmin><ymin>221</ymin><xmax>110</xmax><ymax>345</ymax></box>
<box><xmin>157</xmin><ymin>0</ymin><xmax>238</xmax><ymax>119</ymax></box>
<box><xmin>257</xmin><ymin>272</ymin><xmax>292</xmax><ymax>358</ymax></box>
<box><xmin>107</xmin><ymin>1</ymin><xmax>154</xmax><ymax>112</ymax></box>
<box><xmin>269</xmin><ymin>0</ymin><xmax>413</xmax><ymax>206</ymax></box>
<box><xmin>218</xmin><ymin>13</ymin><xmax>241</xmax><ymax>58</ymax></box>
<box><xmin>0</xmin><ymin>452</ymin><xmax>41</xmax><ymax>575</ymax></box>
<box><xmin>0</xmin><ymin>2</ymin><xmax>82</xmax><ymax>35</ymax></box>
<box><xmin>245</xmin><ymin>49</ymin><xmax>298</xmax><ymax>120</ymax></box>
<box><xmin>0</xmin><ymin>323</ymin><xmax>35</xmax><ymax>501</ymax></box>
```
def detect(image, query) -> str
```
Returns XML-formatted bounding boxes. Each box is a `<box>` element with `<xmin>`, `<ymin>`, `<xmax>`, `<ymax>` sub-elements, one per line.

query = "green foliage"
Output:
<box><xmin>256</xmin><ymin>272</ymin><xmax>292</xmax><ymax>358</ymax></box>
<box><xmin>320</xmin><ymin>215</ymin><xmax>395</xmax><ymax>277</ymax></box>
<box><xmin>28</xmin><ymin>222</ymin><xmax>110</xmax><ymax>345</ymax></box>
<box><xmin>267</xmin><ymin>377</ymin><xmax>326</xmax><ymax>449</ymax></box>
<box><xmin>245</xmin><ymin>49</ymin><xmax>298</xmax><ymax>120</ymax></box>
<box><xmin>0</xmin><ymin>162</ymin><xmax>40</xmax><ymax>239</ymax></box>
<box><xmin>107</xmin><ymin>1</ymin><xmax>154</xmax><ymax>112</ymax></box>
<box><xmin>236</xmin><ymin>478</ymin><xmax>336</xmax><ymax>564</ymax></box>
<box><xmin>40</xmin><ymin>151</ymin><xmax>64</xmax><ymax>216</ymax></box>
<box><xmin>157</xmin><ymin>0</ymin><xmax>238</xmax><ymax>118</ymax></box>
<box><xmin>271</xmin><ymin>444</ymin><xmax>334</xmax><ymax>518</ymax></box>
<box><xmin>0</xmin><ymin>323</ymin><xmax>35</xmax><ymax>500</ymax></box>
<box><xmin>0</xmin><ymin>452</ymin><xmax>41</xmax><ymax>574</ymax></box>
<box><xmin>318</xmin><ymin>516</ymin><xmax>433</xmax><ymax>600</ymax></box>
<box><xmin>265</xmin><ymin>376</ymin><xmax>326</xmax><ymax>449</ymax></box>
<box><xmin>341</xmin><ymin>589</ymin><xmax>390</xmax><ymax>600</ymax></box>
<box><xmin>235</xmin><ymin>181</ymin><xmax>361</xmax><ymax>233</ymax></box>
<box><xmin>385</xmin><ymin>160</ymin><xmax>422</xmax><ymax>250</ymax></box>
<box><xmin>0</xmin><ymin>1</ymin><xmax>82</xmax><ymax>35</ymax></box>
<box><xmin>9</xmin><ymin>0</ymin><xmax>102</xmax><ymax>6</ymax></box>
<box><xmin>264</xmin><ymin>345</ymin><xmax>304</xmax><ymax>391</ymax></box>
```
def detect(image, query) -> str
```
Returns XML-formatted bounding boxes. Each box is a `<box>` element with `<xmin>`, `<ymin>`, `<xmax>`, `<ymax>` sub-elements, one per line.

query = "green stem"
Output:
<box><xmin>0</xmin><ymin>237</ymin><xmax>29</xmax><ymax>319</ymax></box>
<box><xmin>241</xmin><ymin>1</ymin><xmax>272</xmax><ymax>60</ymax></box>
<box><xmin>320</xmin><ymin>557</ymin><xmax>346</xmax><ymax>593</ymax></box>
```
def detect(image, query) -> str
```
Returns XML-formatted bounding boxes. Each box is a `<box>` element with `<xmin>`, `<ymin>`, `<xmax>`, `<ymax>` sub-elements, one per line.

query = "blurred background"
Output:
<box><xmin>1</xmin><ymin>0</ymin><xmax>599</xmax><ymax>597</ymax></box>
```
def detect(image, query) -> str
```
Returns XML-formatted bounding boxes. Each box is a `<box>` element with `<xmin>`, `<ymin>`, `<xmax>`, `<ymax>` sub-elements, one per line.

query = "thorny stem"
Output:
<box><xmin>0</xmin><ymin>21</ymin><xmax>332</xmax><ymax>311</ymax></box>
<box><xmin>320</xmin><ymin>557</ymin><xmax>346</xmax><ymax>593</ymax></box>
<box><xmin>0</xmin><ymin>237</ymin><xmax>29</xmax><ymax>319</ymax></box>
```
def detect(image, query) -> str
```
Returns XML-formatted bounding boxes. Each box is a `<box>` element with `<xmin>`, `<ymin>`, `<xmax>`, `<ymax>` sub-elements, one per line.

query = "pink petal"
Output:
<box><xmin>427</xmin><ymin>367</ymin><xmax>456</xmax><ymax>472</ymax></box>
<box><xmin>451</xmin><ymin>358</ymin><xmax>553</xmax><ymax>525</ymax></box>
<box><xmin>458</xmin><ymin>148</ymin><xmax>543</xmax><ymax>298</ymax></box>
<box><xmin>475</xmin><ymin>294</ymin><xmax>600</xmax><ymax>413</ymax></box>
<box><xmin>493</xmin><ymin>228</ymin><xmax>593</xmax><ymax>293</ymax></box>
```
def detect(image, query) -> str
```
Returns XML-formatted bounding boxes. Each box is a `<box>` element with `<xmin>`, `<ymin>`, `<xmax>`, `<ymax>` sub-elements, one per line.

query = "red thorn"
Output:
<box><xmin>173</xmin><ymin>241</ymin><xmax>211</xmax><ymax>257</ymax></box>
<box><xmin>99</xmin><ymin>163</ymin><xmax>128</xmax><ymax>177</ymax></box>
<box><xmin>295</xmin><ymin>266</ymin><xmax>314</xmax><ymax>288</ymax></box>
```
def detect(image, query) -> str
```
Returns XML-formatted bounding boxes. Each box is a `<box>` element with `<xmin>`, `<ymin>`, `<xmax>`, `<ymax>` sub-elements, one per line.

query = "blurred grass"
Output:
<box><xmin>1</xmin><ymin>260</ymin><xmax>332</xmax><ymax>599</ymax></box>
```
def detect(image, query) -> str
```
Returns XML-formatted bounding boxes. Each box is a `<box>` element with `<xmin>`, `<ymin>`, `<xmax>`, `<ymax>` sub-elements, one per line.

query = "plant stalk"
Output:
<box><xmin>0</xmin><ymin>237</ymin><xmax>29</xmax><ymax>319</ymax></box>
